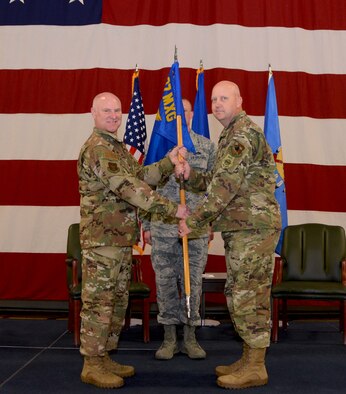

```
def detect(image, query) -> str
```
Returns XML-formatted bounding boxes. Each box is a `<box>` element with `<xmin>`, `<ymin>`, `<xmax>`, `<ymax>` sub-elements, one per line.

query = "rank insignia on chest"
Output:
<box><xmin>108</xmin><ymin>162</ymin><xmax>118</xmax><ymax>172</ymax></box>
<box><xmin>230</xmin><ymin>142</ymin><xmax>245</xmax><ymax>157</ymax></box>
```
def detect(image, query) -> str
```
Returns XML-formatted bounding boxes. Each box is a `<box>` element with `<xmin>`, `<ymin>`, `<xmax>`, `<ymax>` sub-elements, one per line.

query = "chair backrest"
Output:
<box><xmin>66</xmin><ymin>223</ymin><xmax>82</xmax><ymax>283</ymax></box>
<box><xmin>67</xmin><ymin>223</ymin><xmax>82</xmax><ymax>261</ymax></box>
<box><xmin>281</xmin><ymin>223</ymin><xmax>346</xmax><ymax>282</ymax></box>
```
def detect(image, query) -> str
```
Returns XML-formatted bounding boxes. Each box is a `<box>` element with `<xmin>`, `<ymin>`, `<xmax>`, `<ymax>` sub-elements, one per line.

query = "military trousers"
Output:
<box><xmin>79</xmin><ymin>246</ymin><xmax>132</xmax><ymax>357</ymax></box>
<box><xmin>151</xmin><ymin>236</ymin><xmax>209</xmax><ymax>326</ymax></box>
<box><xmin>222</xmin><ymin>228</ymin><xmax>280</xmax><ymax>348</ymax></box>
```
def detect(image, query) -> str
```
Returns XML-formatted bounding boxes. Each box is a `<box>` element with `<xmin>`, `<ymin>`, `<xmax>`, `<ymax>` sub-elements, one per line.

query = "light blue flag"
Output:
<box><xmin>192</xmin><ymin>67</ymin><xmax>210</xmax><ymax>138</ymax></box>
<box><xmin>264</xmin><ymin>71</ymin><xmax>288</xmax><ymax>254</ymax></box>
<box><xmin>144</xmin><ymin>62</ymin><xmax>195</xmax><ymax>165</ymax></box>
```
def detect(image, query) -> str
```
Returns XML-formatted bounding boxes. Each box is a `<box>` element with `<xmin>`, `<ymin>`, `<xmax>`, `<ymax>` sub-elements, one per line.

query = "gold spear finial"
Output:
<box><xmin>269</xmin><ymin>63</ymin><xmax>273</xmax><ymax>76</ymax></box>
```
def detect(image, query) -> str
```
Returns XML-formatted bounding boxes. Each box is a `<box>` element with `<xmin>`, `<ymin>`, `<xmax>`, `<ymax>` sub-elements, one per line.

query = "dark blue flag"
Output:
<box><xmin>144</xmin><ymin>61</ymin><xmax>195</xmax><ymax>165</ymax></box>
<box><xmin>192</xmin><ymin>67</ymin><xmax>210</xmax><ymax>138</ymax></box>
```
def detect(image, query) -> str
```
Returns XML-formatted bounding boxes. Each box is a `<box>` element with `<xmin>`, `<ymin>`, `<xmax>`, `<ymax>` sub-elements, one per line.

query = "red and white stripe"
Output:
<box><xmin>1</xmin><ymin>0</ymin><xmax>345</xmax><ymax>299</ymax></box>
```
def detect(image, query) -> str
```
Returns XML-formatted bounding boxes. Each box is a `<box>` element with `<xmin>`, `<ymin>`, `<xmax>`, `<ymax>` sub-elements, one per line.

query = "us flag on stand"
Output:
<box><xmin>124</xmin><ymin>70</ymin><xmax>147</xmax><ymax>165</ymax></box>
<box><xmin>124</xmin><ymin>69</ymin><xmax>147</xmax><ymax>254</ymax></box>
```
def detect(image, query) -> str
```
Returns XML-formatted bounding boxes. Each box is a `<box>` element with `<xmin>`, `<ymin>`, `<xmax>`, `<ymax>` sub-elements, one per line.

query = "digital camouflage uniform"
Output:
<box><xmin>78</xmin><ymin>127</ymin><xmax>180</xmax><ymax>357</ymax></box>
<box><xmin>142</xmin><ymin>130</ymin><xmax>216</xmax><ymax>326</ymax></box>
<box><xmin>186</xmin><ymin>111</ymin><xmax>281</xmax><ymax>348</ymax></box>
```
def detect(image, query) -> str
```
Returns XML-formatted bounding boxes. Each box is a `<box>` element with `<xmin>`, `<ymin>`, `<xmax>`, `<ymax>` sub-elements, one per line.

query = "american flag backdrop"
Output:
<box><xmin>0</xmin><ymin>0</ymin><xmax>346</xmax><ymax>302</ymax></box>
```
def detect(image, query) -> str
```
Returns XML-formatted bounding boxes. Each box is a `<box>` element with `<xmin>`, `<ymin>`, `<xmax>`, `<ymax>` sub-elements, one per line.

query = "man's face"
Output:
<box><xmin>182</xmin><ymin>99</ymin><xmax>193</xmax><ymax>130</ymax></box>
<box><xmin>211</xmin><ymin>83</ymin><xmax>242</xmax><ymax>127</ymax></box>
<box><xmin>91</xmin><ymin>95</ymin><xmax>122</xmax><ymax>133</ymax></box>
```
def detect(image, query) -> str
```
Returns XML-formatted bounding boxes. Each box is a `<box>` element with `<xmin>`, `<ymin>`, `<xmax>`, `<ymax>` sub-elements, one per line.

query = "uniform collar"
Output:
<box><xmin>225</xmin><ymin>110</ymin><xmax>246</xmax><ymax>131</ymax></box>
<box><xmin>93</xmin><ymin>127</ymin><xmax>122</xmax><ymax>143</ymax></box>
<box><xmin>218</xmin><ymin>111</ymin><xmax>246</xmax><ymax>142</ymax></box>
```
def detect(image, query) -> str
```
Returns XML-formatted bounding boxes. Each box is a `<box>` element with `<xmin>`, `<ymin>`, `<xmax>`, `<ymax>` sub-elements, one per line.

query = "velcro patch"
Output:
<box><xmin>108</xmin><ymin>162</ymin><xmax>118</xmax><ymax>172</ymax></box>
<box><xmin>230</xmin><ymin>142</ymin><xmax>245</xmax><ymax>157</ymax></box>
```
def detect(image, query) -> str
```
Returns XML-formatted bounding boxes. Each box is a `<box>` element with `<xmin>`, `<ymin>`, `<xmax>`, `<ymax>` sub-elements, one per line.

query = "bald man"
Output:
<box><xmin>179</xmin><ymin>81</ymin><xmax>281</xmax><ymax>389</ymax></box>
<box><xmin>78</xmin><ymin>92</ymin><xmax>188</xmax><ymax>388</ymax></box>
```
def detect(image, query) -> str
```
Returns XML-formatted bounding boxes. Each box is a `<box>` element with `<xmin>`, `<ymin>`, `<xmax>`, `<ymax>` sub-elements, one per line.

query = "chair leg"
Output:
<box><xmin>271</xmin><ymin>298</ymin><xmax>279</xmax><ymax>342</ymax></box>
<box><xmin>68</xmin><ymin>297</ymin><xmax>74</xmax><ymax>332</ymax></box>
<box><xmin>124</xmin><ymin>302</ymin><xmax>131</xmax><ymax>330</ymax></box>
<box><xmin>142</xmin><ymin>299</ymin><xmax>150</xmax><ymax>343</ymax></box>
<box><xmin>282</xmin><ymin>299</ymin><xmax>288</xmax><ymax>330</ymax></box>
<box><xmin>73</xmin><ymin>299</ymin><xmax>81</xmax><ymax>346</ymax></box>
<box><xmin>342</xmin><ymin>300</ymin><xmax>346</xmax><ymax>345</ymax></box>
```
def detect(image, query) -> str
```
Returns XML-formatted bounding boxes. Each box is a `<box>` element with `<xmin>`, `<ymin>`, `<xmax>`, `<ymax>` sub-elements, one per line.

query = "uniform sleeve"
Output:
<box><xmin>138</xmin><ymin>209</ymin><xmax>151</xmax><ymax>232</ymax></box>
<box><xmin>207</xmin><ymin>141</ymin><xmax>217</xmax><ymax>171</ymax></box>
<box><xmin>91</xmin><ymin>146</ymin><xmax>178</xmax><ymax>218</ymax></box>
<box><xmin>139</xmin><ymin>156</ymin><xmax>174</xmax><ymax>186</ymax></box>
<box><xmin>186</xmin><ymin>134</ymin><xmax>251</xmax><ymax>230</ymax></box>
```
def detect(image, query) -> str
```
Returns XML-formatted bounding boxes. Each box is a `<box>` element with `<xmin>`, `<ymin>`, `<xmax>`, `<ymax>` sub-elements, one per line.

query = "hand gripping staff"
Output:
<box><xmin>177</xmin><ymin>114</ymin><xmax>191</xmax><ymax>318</ymax></box>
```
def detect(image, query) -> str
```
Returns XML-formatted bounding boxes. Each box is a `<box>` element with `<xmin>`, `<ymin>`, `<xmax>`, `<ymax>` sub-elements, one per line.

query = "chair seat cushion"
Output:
<box><xmin>272</xmin><ymin>281</ymin><xmax>346</xmax><ymax>300</ymax></box>
<box><xmin>129</xmin><ymin>282</ymin><xmax>151</xmax><ymax>298</ymax></box>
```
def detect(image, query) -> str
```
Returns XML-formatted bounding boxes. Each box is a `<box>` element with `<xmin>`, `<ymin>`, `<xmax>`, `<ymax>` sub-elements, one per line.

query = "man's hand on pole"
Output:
<box><xmin>178</xmin><ymin>219</ymin><xmax>191</xmax><ymax>238</ymax></box>
<box><xmin>175</xmin><ymin>204</ymin><xmax>189</xmax><ymax>219</ymax></box>
<box><xmin>168</xmin><ymin>146</ymin><xmax>187</xmax><ymax>165</ymax></box>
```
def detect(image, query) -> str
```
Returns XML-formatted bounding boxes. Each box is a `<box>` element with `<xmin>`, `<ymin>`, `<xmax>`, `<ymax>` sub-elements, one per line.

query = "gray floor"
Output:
<box><xmin>0</xmin><ymin>317</ymin><xmax>345</xmax><ymax>393</ymax></box>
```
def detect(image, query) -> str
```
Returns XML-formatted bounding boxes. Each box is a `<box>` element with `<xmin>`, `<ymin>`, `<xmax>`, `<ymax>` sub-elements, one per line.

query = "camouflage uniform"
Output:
<box><xmin>186</xmin><ymin>111</ymin><xmax>281</xmax><ymax>348</ymax></box>
<box><xmin>143</xmin><ymin>130</ymin><xmax>216</xmax><ymax>326</ymax></box>
<box><xmin>78</xmin><ymin>127</ymin><xmax>180</xmax><ymax>357</ymax></box>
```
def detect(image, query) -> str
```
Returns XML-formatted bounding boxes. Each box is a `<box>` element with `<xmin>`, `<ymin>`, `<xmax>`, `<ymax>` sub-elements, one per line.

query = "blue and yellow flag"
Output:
<box><xmin>264</xmin><ymin>69</ymin><xmax>288</xmax><ymax>254</ymax></box>
<box><xmin>192</xmin><ymin>66</ymin><xmax>210</xmax><ymax>139</ymax></box>
<box><xmin>144</xmin><ymin>62</ymin><xmax>195</xmax><ymax>165</ymax></box>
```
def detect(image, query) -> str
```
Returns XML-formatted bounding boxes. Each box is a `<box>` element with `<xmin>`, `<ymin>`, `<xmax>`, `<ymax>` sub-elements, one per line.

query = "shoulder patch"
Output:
<box><xmin>108</xmin><ymin>162</ymin><xmax>118</xmax><ymax>173</ymax></box>
<box><xmin>230</xmin><ymin>141</ymin><xmax>245</xmax><ymax>157</ymax></box>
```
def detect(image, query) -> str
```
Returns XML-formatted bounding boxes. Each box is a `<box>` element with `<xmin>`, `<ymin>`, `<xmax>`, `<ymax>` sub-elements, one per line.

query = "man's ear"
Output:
<box><xmin>91</xmin><ymin>107</ymin><xmax>96</xmax><ymax>119</ymax></box>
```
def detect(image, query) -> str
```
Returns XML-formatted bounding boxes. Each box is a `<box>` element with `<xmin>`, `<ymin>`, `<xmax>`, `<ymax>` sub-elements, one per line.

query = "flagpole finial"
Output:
<box><xmin>174</xmin><ymin>46</ymin><xmax>178</xmax><ymax>62</ymax></box>
<box><xmin>135</xmin><ymin>64</ymin><xmax>138</xmax><ymax>72</ymax></box>
<box><xmin>199</xmin><ymin>59</ymin><xmax>203</xmax><ymax>69</ymax></box>
<box><xmin>268</xmin><ymin>64</ymin><xmax>272</xmax><ymax>75</ymax></box>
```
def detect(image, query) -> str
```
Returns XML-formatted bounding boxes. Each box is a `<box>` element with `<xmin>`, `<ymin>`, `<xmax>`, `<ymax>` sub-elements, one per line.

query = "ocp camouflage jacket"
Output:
<box><xmin>78</xmin><ymin>128</ymin><xmax>179</xmax><ymax>248</ymax></box>
<box><xmin>186</xmin><ymin>111</ymin><xmax>281</xmax><ymax>232</ymax></box>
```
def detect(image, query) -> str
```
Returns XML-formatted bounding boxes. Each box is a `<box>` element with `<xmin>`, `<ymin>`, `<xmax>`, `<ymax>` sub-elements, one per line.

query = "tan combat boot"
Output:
<box><xmin>103</xmin><ymin>352</ymin><xmax>135</xmax><ymax>377</ymax></box>
<box><xmin>181</xmin><ymin>325</ymin><xmax>206</xmax><ymax>359</ymax></box>
<box><xmin>155</xmin><ymin>325</ymin><xmax>179</xmax><ymax>360</ymax></box>
<box><xmin>81</xmin><ymin>356</ymin><xmax>124</xmax><ymax>388</ymax></box>
<box><xmin>216</xmin><ymin>347</ymin><xmax>268</xmax><ymax>389</ymax></box>
<box><xmin>215</xmin><ymin>342</ymin><xmax>249</xmax><ymax>376</ymax></box>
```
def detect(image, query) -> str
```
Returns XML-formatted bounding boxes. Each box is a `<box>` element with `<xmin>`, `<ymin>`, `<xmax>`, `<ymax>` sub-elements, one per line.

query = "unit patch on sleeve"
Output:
<box><xmin>230</xmin><ymin>141</ymin><xmax>245</xmax><ymax>157</ymax></box>
<box><xmin>108</xmin><ymin>162</ymin><xmax>119</xmax><ymax>173</ymax></box>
